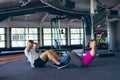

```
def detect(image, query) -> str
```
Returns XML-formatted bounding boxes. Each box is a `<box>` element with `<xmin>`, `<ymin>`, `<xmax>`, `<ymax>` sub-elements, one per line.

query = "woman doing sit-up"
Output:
<box><xmin>71</xmin><ymin>39</ymin><xmax>97</xmax><ymax>67</ymax></box>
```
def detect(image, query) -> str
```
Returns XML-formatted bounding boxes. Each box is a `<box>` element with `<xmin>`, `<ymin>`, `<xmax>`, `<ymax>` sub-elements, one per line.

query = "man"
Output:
<box><xmin>71</xmin><ymin>39</ymin><xmax>97</xmax><ymax>67</ymax></box>
<box><xmin>24</xmin><ymin>40</ymin><xmax>70</xmax><ymax>69</ymax></box>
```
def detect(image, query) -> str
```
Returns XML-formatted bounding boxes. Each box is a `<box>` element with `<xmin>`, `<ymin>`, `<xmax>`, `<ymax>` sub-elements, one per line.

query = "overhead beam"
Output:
<box><xmin>111</xmin><ymin>4</ymin><xmax>120</xmax><ymax>10</ymax></box>
<box><xmin>40</xmin><ymin>12</ymin><xmax>49</xmax><ymax>23</ymax></box>
<box><xmin>67</xmin><ymin>19</ymin><xmax>75</xmax><ymax>24</ymax></box>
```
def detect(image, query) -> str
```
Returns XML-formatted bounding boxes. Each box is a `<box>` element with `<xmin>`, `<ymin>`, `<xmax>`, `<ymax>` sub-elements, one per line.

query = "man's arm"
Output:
<box><xmin>34</xmin><ymin>42</ymin><xmax>40</xmax><ymax>49</ymax></box>
<box><xmin>25</xmin><ymin>42</ymin><xmax>33</xmax><ymax>52</ymax></box>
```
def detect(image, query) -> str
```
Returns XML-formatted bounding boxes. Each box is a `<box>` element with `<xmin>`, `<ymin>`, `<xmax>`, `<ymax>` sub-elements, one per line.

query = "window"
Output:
<box><xmin>0</xmin><ymin>28</ymin><xmax>5</xmax><ymax>48</ymax></box>
<box><xmin>43</xmin><ymin>28</ymin><xmax>51</xmax><ymax>46</ymax></box>
<box><xmin>11</xmin><ymin>28</ymin><xmax>38</xmax><ymax>47</ymax></box>
<box><xmin>43</xmin><ymin>28</ymin><xmax>66</xmax><ymax>46</ymax></box>
<box><xmin>70</xmin><ymin>28</ymin><xmax>83</xmax><ymax>45</ymax></box>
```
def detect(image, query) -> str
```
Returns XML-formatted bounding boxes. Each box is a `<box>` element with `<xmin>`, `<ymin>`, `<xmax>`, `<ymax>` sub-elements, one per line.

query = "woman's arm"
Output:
<box><xmin>90</xmin><ymin>41</ymin><xmax>97</xmax><ymax>56</ymax></box>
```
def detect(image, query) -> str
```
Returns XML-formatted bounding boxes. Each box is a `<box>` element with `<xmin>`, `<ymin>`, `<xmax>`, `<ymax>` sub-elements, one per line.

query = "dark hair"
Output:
<box><xmin>87</xmin><ymin>39</ymin><xmax>96</xmax><ymax>47</ymax></box>
<box><xmin>28</xmin><ymin>40</ymin><xmax>34</xmax><ymax>43</ymax></box>
<box><xmin>90</xmin><ymin>39</ymin><xmax>96</xmax><ymax>42</ymax></box>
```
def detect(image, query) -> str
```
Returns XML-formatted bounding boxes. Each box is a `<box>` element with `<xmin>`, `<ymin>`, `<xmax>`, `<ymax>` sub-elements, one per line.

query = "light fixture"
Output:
<box><xmin>97</xmin><ymin>24</ymin><xmax>101</xmax><ymax>28</ymax></box>
<box><xmin>19</xmin><ymin>0</ymin><xmax>31</xmax><ymax>6</ymax></box>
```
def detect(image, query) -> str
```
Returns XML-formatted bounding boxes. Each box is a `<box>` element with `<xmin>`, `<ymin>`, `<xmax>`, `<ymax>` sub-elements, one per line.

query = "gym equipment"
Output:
<box><xmin>90</xmin><ymin>0</ymin><xmax>97</xmax><ymax>40</ymax></box>
<box><xmin>50</xmin><ymin>16</ymin><xmax>69</xmax><ymax>56</ymax></box>
<box><xmin>81</xmin><ymin>17</ymin><xmax>86</xmax><ymax>54</ymax></box>
<box><xmin>51</xmin><ymin>16</ymin><xmax>63</xmax><ymax>50</ymax></box>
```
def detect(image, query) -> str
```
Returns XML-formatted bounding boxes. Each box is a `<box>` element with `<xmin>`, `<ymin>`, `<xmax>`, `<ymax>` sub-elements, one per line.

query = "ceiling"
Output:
<box><xmin>0</xmin><ymin>0</ymin><xmax>119</xmax><ymax>30</ymax></box>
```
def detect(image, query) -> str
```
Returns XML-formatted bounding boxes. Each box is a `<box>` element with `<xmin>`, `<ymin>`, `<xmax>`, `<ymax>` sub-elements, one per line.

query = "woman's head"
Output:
<box><xmin>88</xmin><ymin>39</ymin><xmax>97</xmax><ymax>48</ymax></box>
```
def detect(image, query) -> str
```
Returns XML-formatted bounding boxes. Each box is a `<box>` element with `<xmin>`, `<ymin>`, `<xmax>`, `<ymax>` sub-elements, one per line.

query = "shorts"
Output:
<box><xmin>33</xmin><ymin>58</ymin><xmax>47</xmax><ymax>68</ymax></box>
<box><xmin>70</xmin><ymin>51</ymin><xmax>84</xmax><ymax>67</ymax></box>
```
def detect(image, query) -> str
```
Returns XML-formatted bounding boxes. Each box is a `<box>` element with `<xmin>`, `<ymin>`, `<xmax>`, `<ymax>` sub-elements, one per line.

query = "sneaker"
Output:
<box><xmin>51</xmin><ymin>60</ymin><xmax>70</xmax><ymax>69</ymax></box>
<box><xmin>57</xmin><ymin>61</ymin><xmax>70</xmax><ymax>69</ymax></box>
<box><xmin>51</xmin><ymin>63</ymin><xmax>59</xmax><ymax>68</ymax></box>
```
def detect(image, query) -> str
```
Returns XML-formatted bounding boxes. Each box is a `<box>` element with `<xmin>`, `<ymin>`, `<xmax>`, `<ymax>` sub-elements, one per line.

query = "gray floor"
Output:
<box><xmin>0</xmin><ymin>53</ymin><xmax>120</xmax><ymax>80</ymax></box>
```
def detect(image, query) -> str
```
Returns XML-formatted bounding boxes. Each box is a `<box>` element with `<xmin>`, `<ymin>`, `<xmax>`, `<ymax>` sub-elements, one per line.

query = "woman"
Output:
<box><xmin>71</xmin><ymin>39</ymin><xmax>97</xmax><ymax>67</ymax></box>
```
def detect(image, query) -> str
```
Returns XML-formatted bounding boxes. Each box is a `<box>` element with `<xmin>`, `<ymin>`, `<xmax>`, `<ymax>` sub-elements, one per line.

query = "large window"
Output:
<box><xmin>43</xmin><ymin>28</ymin><xmax>66</xmax><ymax>46</ymax></box>
<box><xmin>11</xmin><ymin>28</ymin><xmax>38</xmax><ymax>47</ymax></box>
<box><xmin>43</xmin><ymin>28</ymin><xmax>51</xmax><ymax>46</ymax></box>
<box><xmin>70</xmin><ymin>28</ymin><xmax>83</xmax><ymax>45</ymax></box>
<box><xmin>0</xmin><ymin>28</ymin><xmax>5</xmax><ymax>48</ymax></box>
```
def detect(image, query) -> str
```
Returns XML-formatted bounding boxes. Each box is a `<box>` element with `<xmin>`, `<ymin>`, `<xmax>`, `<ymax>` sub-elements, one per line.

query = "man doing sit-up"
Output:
<box><xmin>24</xmin><ymin>40</ymin><xmax>70</xmax><ymax>69</ymax></box>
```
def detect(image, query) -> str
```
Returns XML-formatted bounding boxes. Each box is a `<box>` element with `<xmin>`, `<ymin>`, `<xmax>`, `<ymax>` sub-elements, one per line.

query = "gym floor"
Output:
<box><xmin>0</xmin><ymin>54</ymin><xmax>25</xmax><ymax>65</ymax></box>
<box><xmin>0</xmin><ymin>53</ymin><xmax>120</xmax><ymax>80</ymax></box>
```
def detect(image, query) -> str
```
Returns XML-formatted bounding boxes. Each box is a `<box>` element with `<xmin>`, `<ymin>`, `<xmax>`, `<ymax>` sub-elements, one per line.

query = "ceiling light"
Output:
<box><xmin>97</xmin><ymin>24</ymin><xmax>101</xmax><ymax>28</ymax></box>
<box><xmin>19</xmin><ymin>0</ymin><xmax>31</xmax><ymax>6</ymax></box>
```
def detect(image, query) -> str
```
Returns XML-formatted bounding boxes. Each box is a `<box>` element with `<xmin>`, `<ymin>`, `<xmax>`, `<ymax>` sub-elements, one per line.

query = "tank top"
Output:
<box><xmin>82</xmin><ymin>50</ymin><xmax>95</xmax><ymax>66</ymax></box>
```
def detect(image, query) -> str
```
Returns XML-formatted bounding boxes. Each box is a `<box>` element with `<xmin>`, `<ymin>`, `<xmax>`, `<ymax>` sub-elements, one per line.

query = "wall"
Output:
<box><xmin>0</xmin><ymin>19</ymin><xmax>82</xmax><ymax>28</ymax></box>
<box><xmin>0</xmin><ymin>20</ymin><xmax>8</xmax><ymax>27</ymax></box>
<box><xmin>108</xmin><ymin>21</ymin><xmax>120</xmax><ymax>52</ymax></box>
<box><xmin>117</xmin><ymin>21</ymin><xmax>120</xmax><ymax>51</ymax></box>
<box><xmin>0</xmin><ymin>19</ymin><xmax>40</xmax><ymax>28</ymax></box>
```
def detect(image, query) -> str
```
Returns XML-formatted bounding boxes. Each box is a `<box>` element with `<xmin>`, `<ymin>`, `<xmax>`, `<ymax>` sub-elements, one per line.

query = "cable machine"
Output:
<box><xmin>90</xmin><ymin>0</ymin><xmax>97</xmax><ymax>40</ymax></box>
<box><xmin>51</xmin><ymin>16</ymin><xmax>66</xmax><ymax>49</ymax></box>
<box><xmin>50</xmin><ymin>16</ymin><xmax>68</xmax><ymax>55</ymax></box>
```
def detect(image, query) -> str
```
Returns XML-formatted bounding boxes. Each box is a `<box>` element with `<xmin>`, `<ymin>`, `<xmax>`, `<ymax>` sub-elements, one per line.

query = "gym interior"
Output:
<box><xmin>0</xmin><ymin>0</ymin><xmax>120</xmax><ymax>80</ymax></box>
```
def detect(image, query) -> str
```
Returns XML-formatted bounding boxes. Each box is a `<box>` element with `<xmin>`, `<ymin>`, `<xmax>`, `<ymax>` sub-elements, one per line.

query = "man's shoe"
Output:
<box><xmin>51</xmin><ymin>63</ymin><xmax>59</xmax><ymax>68</ymax></box>
<box><xmin>57</xmin><ymin>61</ymin><xmax>70</xmax><ymax>69</ymax></box>
<box><xmin>51</xmin><ymin>60</ymin><xmax>70</xmax><ymax>69</ymax></box>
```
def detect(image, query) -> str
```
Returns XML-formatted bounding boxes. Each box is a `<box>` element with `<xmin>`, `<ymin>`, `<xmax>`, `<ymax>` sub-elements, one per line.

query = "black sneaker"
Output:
<box><xmin>51</xmin><ymin>60</ymin><xmax>70</xmax><ymax>69</ymax></box>
<box><xmin>57</xmin><ymin>61</ymin><xmax>69</xmax><ymax>69</ymax></box>
<box><xmin>51</xmin><ymin>63</ymin><xmax>59</xmax><ymax>68</ymax></box>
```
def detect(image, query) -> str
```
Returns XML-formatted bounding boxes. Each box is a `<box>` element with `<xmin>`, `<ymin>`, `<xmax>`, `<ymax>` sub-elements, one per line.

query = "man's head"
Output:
<box><xmin>28</xmin><ymin>40</ymin><xmax>34</xmax><ymax>43</ymax></box>
<box><xmin>27</xmin><ymin>40</ymin><xmax>34</xmax><ymax>48</ymax></box>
